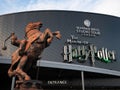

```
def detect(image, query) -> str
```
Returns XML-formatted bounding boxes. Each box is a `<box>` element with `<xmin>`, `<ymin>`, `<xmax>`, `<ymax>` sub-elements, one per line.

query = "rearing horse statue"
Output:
<box><xmin>5</xmin><ymin>21</ymin><xmax>61</xmax><ymax>87</ymax></box>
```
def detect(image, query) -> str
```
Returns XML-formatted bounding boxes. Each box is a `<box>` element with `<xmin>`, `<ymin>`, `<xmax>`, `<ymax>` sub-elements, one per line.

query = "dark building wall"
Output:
<box><xmin>0</xmin><ymin>10</ymin><xmax>120</xmax><ymax>72</ymax></box>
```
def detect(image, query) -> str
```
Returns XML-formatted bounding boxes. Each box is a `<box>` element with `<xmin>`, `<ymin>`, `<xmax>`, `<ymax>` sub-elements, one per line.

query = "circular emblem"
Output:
<box><xmin>84</xmin><ymin>19</ymin><xmax>91</xmax><ymax>27</ymax></box>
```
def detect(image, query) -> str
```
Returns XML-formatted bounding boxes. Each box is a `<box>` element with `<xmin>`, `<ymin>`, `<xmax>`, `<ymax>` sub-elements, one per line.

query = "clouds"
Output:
<box><xmin>0</xmin><ymin>0</ymin><xmax>120</xmax><ymax>17</ymax></box>
<box><xmin>0</xmin><ymin>0</ymin><xmax>29</xmax><ymax>14</ymax></box>
<box><xmin>25</xmin><ymin>0</ymin><xmax>96</xmax><ymax>11</ymax></box>
<box><xmin>25</xmin><ymin>0</ymin><xmax>120</xmax><ymax>17</ymax></box>
<box><xmin>91</xmin><ymin>0</ymin><xmax>120</xmax><ymax>17</ymax></box>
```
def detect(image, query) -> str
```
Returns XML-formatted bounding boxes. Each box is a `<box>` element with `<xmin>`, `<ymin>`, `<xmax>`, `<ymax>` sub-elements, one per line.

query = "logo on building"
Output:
<box><xmin>84</xmin><ymin>19</ymin><xmax>91</xmax><ymax>27</ymax></box>
<box><xmin>76</xmin><ymin>19</ymin><xmax>100</xmax><ymax>37</ymax></box>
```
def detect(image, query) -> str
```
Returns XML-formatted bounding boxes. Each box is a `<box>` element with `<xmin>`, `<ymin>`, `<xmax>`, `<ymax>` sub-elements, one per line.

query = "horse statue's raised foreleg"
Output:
<box><xmin>41</xmin><ymin>28</ymin><xmax>61</xmax><ymax>44</ymax></box>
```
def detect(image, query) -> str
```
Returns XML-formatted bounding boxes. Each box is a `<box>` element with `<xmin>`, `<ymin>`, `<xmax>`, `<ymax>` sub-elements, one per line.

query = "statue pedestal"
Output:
<box><xmin>14</xmin><ymin>80</ymin><xmax>43</xmax><ymax>90</ymax></box>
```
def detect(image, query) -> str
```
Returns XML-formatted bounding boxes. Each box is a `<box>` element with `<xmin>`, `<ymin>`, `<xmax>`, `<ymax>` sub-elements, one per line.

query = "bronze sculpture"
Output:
<box><xmin>4</xmin><ymin>21</ymin><xmax>61</xmax><ymax>88</ymax></box>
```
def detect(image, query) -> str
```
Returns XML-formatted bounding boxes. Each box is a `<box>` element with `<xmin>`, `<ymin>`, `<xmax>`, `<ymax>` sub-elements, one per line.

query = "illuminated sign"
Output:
<box><xmin>48</xmin><ymin>80</ymin><xmax>68</xmax><ymax>85</ymax></box>
<box><xmin>62</xmin><ymin>19</ymin><xmax>116</xmax><ymax>66</ymax></box>
<box><xmin>63</xmin><ymin>44</ymin><xmax>116</xmax><ymax>66</ymax></box>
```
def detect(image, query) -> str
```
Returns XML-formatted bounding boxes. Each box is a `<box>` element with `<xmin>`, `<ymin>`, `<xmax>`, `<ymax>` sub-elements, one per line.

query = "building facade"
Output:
<box><xmin>0</xmin><ymin>10</ymin><xmax>120</xmax><ymax>90</ymax></box>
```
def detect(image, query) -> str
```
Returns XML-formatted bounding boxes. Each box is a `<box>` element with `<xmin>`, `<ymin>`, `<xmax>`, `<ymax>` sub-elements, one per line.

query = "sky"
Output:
<box><xmin>0</xmin><ymin>0</ymin><xmax>120</xmax><ymax>17</ymax></box>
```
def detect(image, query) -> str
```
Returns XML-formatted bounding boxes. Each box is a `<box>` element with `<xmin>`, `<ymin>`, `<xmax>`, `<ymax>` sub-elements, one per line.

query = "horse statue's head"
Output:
<box><xmin>25</xmin><ymin>22</ymin><xmax>43</xmax><ymax>38</ymax></box>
